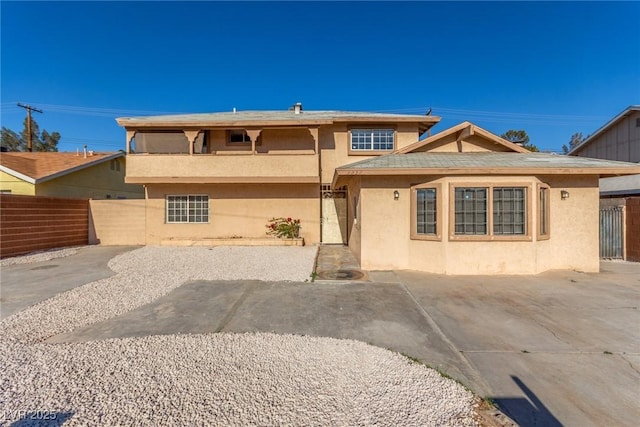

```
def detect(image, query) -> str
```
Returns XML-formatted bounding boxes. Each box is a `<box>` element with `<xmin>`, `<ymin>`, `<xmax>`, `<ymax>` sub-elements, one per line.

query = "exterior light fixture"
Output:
<box><xmin>394</xmin><ymin>190</ymin><xmax>400</xmax><ymax>200</ymax></box>
<box><xmin>561</xmin><ymin>190</ymin><xmax>570</xmax><ymax>200</ymax></box>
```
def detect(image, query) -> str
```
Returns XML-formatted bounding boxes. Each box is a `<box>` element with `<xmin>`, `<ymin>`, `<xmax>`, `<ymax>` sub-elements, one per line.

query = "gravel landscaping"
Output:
<box><xmin>0</xmin><ymin>333</ymin><xmax>479</xmax><ymax>426</ymax></box>
<box><xmin>0</xmin><ymin>246</ymin><xmax>318</xmax><ymax>345</ymax></box>
<box><xmin>0</xmin><ymin>245</ymin><xmax>481</xmax><ymax>426</ymax></box>
<box><xmin>0</xmin><ymin>246</ymin><xmax>82</xmax><ymax>267</ymax></box>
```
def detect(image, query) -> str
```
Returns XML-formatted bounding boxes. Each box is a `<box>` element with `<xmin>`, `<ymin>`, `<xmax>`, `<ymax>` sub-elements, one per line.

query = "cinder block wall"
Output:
<box><xmin>0</xmin><ymin>194</ymin><xmax>88</xmax><ymax>258</ymax></box>
<box><xmin>626</xmin><ymin>197</ymin><xmax>640</xmax><ymax>262</ymax></box>
<box><xmin>89</xmin><ymin>199</ymin><xmax>146</xmax><ymax>245</ymax></box>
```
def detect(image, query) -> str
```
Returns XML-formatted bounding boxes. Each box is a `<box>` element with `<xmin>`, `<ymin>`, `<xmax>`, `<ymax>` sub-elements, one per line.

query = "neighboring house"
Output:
<box><xmin>568</xmin><ymin>105</ymin><xmax>640</xmax><ymax>262</ymax></box>
<box><xmin>0</xmin><ymin>152</ymin><xmax>144</xmax><ymax>199</ymax></box>
<box><xmin>568</xmin><ymin>105</ymin><xmax>639</xmax><ymax>197</ymax></box>
<box><xmin>116</xmin><ymin>105</ymin><xmax>640</xmax><ymax>274</ymax></box>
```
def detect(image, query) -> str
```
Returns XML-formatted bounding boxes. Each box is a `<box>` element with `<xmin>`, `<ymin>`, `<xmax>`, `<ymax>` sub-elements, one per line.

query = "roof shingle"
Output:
<box><xmin>0</xmin><ymin>152</ymin><xmax>122</xmax><ymax>183</ymax></box>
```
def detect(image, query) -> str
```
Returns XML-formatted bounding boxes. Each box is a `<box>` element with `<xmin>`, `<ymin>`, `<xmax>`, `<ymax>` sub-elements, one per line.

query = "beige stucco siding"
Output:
<box><xmin>145</xmin><ymin>183</ymin><xmax>320</xmax><ymax>244</ymax></box>
<box><xmin>126</xmin><ymin>154</ymin><xmax>319</xmax><ymax>181</ymax></box>
<box><xmin>0</xmin><ymin>171</ymin><xmax>35</xmax><ymax>195</ymax></box>
<box><xmin>319</xmin><ymin>124</ymin><xmax>420</xmax><ymax>183</ymax></box>
<box><xmin>89</xmin><ymin>199</ymin><xmax>146</xmax><ymax>245</ymax></box>
<box><xmin>534</xmin><ymin>175</ymin><xmax>600</xmax><ymax>272</ymax></box>
<box><xmin>352</xmin><ymin>174</ymin><xmax>600</xmax><ymax>274</ymax></box>
<box><xmin>414</xmin><ymin>133</ymin><xmax>514</xmax><ymax>153</ymax></box>
<box><xmin>206</xmin><ymin>128</ymin><xmax>316</xmax><ymax>153</ymax></box>
<box><xmin>574</xmin><ymin>110</ymin><xmax>640</xmax><ymax>162</ymax></box>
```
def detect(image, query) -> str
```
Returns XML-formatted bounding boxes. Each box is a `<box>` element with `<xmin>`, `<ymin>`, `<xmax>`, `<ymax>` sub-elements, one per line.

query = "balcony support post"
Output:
<box><xmin>183</xmin><ymin>130</ymin><xmax>202</xmax><ymax>155</ymax></box>
<box><xmin>309</xmin><ymin>127</ymin><xmax>319</xmax><ymax>154</ymax></box>
<box><xmin>245</xmin><ymin>129</ymin><xmax>262</xmax><ymax>154</ymax></box>
<box><xmin>125</xmin><ymin>130</ymin><xmax>136</xmax><ymax>154</ymax></box>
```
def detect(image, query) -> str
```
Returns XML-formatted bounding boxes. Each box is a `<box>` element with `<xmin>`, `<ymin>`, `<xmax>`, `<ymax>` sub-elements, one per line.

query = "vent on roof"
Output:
<box><xmin>290</xmin><ymin>102</ymin><xmax>303</xmax><ymax>114</ymax></box>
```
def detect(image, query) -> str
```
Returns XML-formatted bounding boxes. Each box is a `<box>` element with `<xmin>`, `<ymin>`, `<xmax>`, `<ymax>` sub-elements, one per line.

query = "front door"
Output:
<box><xmin>321</xmin><ymin>185</ymin><xmax>347</xmax><ymax>244</ymax></box>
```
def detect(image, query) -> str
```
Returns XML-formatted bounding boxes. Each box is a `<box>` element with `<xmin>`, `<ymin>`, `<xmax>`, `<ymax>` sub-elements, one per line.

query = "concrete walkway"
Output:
<box><xmin>314</xmin><ymin>245</ymin><xmax>367</xmax><ymax>281</ymax></box>
<box><xmin>3</xmin><ymin>247</ymin><xmax>638</xmax><ymax>426</ymax></box>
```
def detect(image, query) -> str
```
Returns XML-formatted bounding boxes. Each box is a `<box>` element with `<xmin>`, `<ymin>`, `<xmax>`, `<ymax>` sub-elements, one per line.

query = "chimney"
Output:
<box><xmin>83</xmin><ymin>145</ymin><xmax>87</xmax><ymax>158</ymax></box>
<box><xmin>292</xmin><ymin>102</ymin><xmax>303</xmax><ymax>114</ymax></box>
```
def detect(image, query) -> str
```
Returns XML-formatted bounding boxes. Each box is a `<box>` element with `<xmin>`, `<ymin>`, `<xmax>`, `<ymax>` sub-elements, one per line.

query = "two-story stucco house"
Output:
<box><xmin>116</xmin><ymin>104</ymin><xmax>640</xmax><ymax>274</ymax></box>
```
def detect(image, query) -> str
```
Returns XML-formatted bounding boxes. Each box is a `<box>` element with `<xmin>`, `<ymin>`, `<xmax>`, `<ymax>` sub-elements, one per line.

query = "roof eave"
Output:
<box><xmin>0</xmin><ymin>165</ymin><xmax>37</xmax><ymax>184</ymax></box>
<box><xmin>116</xmin><ymin>115</ymin><xmax>441</xmax><ymax>129</ymax></box>
<box><xmin>335</xmin><ymin>166</ymin><xmax>640</xmax><ymax>177</ymax></box>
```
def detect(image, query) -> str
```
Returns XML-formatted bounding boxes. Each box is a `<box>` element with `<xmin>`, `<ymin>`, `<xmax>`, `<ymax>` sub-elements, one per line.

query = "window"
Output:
<box><xmin>454</xmin><ymin>188</ymin><xmax>488</xmax><ymax>235</ymax></box>
<box><xmin>450</xmin><ymin>184</ymin><xmax>531</xmax><ymax>240</ymax></box>
<box><xmin>493</xmin><ymin>188</ymin><xmax>526</xmax><ymax>235</ymax></box>
<box><xmin>538</xmin><ymin>185</ymin><xmax>550</xmax><ymax>239</ymax></box>
<box><xmin>350</xmin><ymin>129</ymin><xmax>394</xmax><ymax>151</ymax></box>
<box><xmin>228</xmin><ymin>130</ymin><xmax>252</xmax><ymax>144</ymax></box>
<box><xmin>411</xmin><ymin>184</ymin><xmax>441</xmax><ymax>240</ymax></box>
<box><xmin>110</xmin><ymin>159</ymin><xmax>121</xmax><ymax>172</ymax></box>
<box><xmin>416</xmin><ymin>189</ymin><xmax>437</xmax><ymax>235</ymax></box>
<box><xmin>166</xmin><ymin>195</ymin><xmax>209</xmax><ymax>223</ymax></box>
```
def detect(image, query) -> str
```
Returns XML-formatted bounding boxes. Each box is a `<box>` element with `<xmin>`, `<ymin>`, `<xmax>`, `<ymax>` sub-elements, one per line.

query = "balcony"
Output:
<box><xmin>125</xmin><ymin>152</ymin><xmax>319</xmax><ymax>184</ymax></box>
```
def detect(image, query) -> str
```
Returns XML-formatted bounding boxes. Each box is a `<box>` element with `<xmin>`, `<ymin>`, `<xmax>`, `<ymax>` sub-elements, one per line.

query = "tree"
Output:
<box><xmin>500</xmin><ymin>129</ymin><xmax>539</xmax><ymax>152</ymax></box>
<box><xmin>561</xmin><ymin>132</ymin><xmax>585</xmax><ymax>154</ymax></box>
<box><xmin>0</xmin><ymin>117</ymin><xmax>60</xmax><ymax>152</ymax></box>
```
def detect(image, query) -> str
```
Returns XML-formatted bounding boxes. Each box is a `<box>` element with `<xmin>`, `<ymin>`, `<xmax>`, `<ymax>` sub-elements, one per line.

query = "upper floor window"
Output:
<box><xmin>228</xmin><ymin>130</ymin><xmax>252</xmax><ymax>144</ymax></box>
<box><xmin>350</xmin><ymin>129</ymin><xmax>395</xmax><ymax>151</ymax></box>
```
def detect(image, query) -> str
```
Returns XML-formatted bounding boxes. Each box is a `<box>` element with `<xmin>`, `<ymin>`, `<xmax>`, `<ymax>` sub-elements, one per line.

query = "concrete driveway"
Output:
<box><xmin>2</xmin><ymin>247</ymin><xmax>638</xmax><ymax>426</ymax></box>
<box><xmin>0</xmin><ymin>246</ymin><xmax>138</xmax><ymax>319</ymax></box>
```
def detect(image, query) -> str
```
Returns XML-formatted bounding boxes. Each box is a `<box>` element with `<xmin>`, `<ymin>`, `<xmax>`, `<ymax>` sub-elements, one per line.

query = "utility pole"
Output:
<box><xmin>17</xmin><ymin>103</ymin><xmax>43</xmax><ymax>152</ymax></box>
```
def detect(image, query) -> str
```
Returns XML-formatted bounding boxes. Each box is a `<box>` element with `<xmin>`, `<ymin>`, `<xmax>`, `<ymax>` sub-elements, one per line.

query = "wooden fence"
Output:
<box><xmin>0</xmin><ymin>194</ymin><xmax>89</xmax><ymax>258</ymax></box>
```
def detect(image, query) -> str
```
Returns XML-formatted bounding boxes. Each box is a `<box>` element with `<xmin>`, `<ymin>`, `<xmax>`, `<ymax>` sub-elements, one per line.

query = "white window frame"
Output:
<box><xmin>349</xmin><ymin>128</ymin><xmax>395</xmax><ymax>153</ymax></box>
<box><xmin>166</xmin><ymin>195</ymin><xmax>209</xmax><ymax>224</ymax></box>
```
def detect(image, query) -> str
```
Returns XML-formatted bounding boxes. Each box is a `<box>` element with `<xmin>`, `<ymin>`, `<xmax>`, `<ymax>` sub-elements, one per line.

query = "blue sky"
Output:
<box><xmin>1</xmin><ymin>1</ymin><xmax>639</xmax><ymax>153</ymax></box>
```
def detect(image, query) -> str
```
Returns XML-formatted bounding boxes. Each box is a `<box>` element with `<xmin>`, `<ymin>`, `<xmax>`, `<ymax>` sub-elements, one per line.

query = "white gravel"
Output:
<box><xmin>0</xmin><ymin>246</ymin><xmax>318</xmax><ymax>345</ymax></box>
<box><xmin>0</xmin><ymin>245</ymin><xmax>480</xmax><ymax>426</ymax></box>
<box><xmin>0</xmin><ymin>246</ymin><xmax>82</xmax><ymax>267</ymax></box>
<box><xmin>0</xmin><ymin>333</ymin><xmax>479</xmax><ymax>426</ymax></box>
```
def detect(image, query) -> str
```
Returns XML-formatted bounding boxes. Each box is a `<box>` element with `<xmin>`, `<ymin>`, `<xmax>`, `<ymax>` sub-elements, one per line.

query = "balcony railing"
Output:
<box><xmin>125</xmin><ymin>152</ymin><xmax>319</xmax><ymax>184</ymax></box>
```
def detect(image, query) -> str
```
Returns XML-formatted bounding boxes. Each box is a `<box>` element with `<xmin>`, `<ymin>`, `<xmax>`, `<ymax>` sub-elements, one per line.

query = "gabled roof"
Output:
<box><xmin>395</xmin><ymin>121</ymin><xmax>530</xmax><ymax>154</ymax></box>
<box><xmin>116</xmin><ymin>110</ymin><xmax>440</xmax><ymax>132</ymax></box>
<box><xmin>568</xmin><ymin>105</ymin><xmax>640</xmax><ymax>156</ymax></box>
<box><xmin>333</xmin><ymin>152</ymin><xmax>640</xmax><ymax>187</ymax></box>
<box><xmin>0</xmin><ymin>152</ymin><xmax>123</xmax><ymax>184</ymax></box>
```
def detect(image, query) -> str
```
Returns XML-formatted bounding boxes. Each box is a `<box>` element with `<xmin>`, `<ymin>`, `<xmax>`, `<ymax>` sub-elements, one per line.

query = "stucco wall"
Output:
<box><xmin>352</xmin><ymin>174</ymin><xmax>600</xmax><ymax>274</ymax></box>
<box><xmin>89</xmin><ymin>199</ymin><xmax>146</xmax><ymax>245</ymax></box>
<box><xmin>145</xmin><ymin>183</ymin><xmax>320</xmax><ymax>244</ymax></box>
<box><xmin>412</xmin><ymin>133</ymin><xmax>513</xmax><ymax>153</ymax></box>
<box><xmin>0</xmin><ymin>171</ymin><xmax>35</xmax><ymax>195</ymax></box>
<box><xmin>320</xmin><ymin>124</ymin><xmax>420</xmax><ymax>183</ymax></box>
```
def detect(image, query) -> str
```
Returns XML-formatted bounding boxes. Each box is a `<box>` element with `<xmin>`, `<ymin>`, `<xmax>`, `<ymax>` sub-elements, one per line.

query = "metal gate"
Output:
<box><xmin>599</xmin><ymin>206</ymin><xmax>624</xmax><ymax>259</ymax></box>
